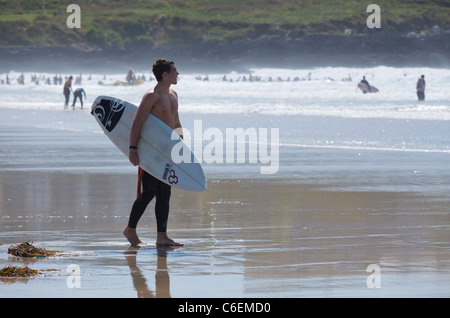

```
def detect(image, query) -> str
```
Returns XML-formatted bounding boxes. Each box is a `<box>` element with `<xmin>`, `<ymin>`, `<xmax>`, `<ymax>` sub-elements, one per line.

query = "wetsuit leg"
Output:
<box><xmin>127</xmin><ymin>189</ymin><xmax>155</xmax><ymax>229</ymax></box>
<box><xmin>64</xmin><ymin>92</ymin><xmax>70</xmax><ymax>106</ymax></box>
<box><xmin>155</xmin><ymin>182</ymin><xmax>171</xmax><ymax>233</ymax></box>
<box><xmin>127</xmin><ymin>171</ymin><xmax>171</xmax><ymax>232</ymax></box>
<box><xmin>73</xmin><ymin>92</ymin><xmax>81</xmax><ymax>107</ymax></box>
<box><xmin>127</xmin><ymin>171</ymin><xmax>156</xmax><ymax>229</ymax></box>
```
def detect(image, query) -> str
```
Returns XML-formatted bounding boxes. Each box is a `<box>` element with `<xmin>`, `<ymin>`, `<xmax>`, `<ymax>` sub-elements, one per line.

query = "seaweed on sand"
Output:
<box><xmin>7</xmin><ymin>241</ymin><xmax>60</xmax><ymax>258</ymax></box>
<box><xmin>0</xmin><ymin>265</ymin><xmax>40</xmax><ymax>277</ymax></box>
<box><xmin>0</xmin><ymin>265</ymin><xmax>58</xmax><ymax>283</ymax></box>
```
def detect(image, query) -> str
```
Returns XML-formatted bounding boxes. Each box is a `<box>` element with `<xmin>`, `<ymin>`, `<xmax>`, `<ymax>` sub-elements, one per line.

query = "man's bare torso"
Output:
<box><xmin>146</xmin><ymin>87</ymin><xmax>178</xmax><ymax>130</ymax></box>
<box><xmin>129</xmin><ymin>62</ymin><xmax>181</xmax><ymax>167</ymax></box>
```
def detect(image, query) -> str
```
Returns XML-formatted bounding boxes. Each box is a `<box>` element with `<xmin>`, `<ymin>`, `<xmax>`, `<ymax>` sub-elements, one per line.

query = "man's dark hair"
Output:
<box><xmin>152</xmin><ymin>58</ymin><xmax>174</xmax><ymax>82</ymax></box>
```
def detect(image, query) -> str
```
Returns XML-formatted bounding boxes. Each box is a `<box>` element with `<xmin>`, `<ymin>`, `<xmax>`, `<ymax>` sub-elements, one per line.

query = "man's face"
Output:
<box><xmin>165</xmin><ymin>64</ymin><xmax>179</xmax><ymax>85</ymax></box>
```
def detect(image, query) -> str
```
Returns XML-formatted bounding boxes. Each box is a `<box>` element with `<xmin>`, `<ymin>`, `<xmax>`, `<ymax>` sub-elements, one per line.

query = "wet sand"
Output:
<box><xmin>1</xmin><ymin>110</ymin><xmax>449</xmax><ymax>298</ymax></box>
<box><xmin>1</xmin><ymin>171</ymin><xmax>449</xmax><ymax>298</ymax></box>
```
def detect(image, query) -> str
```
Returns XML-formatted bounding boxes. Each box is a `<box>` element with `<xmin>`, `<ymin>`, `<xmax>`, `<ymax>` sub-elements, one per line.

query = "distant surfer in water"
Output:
<box><xmin>416</xmin><ymin>75</ymin><xmax>425</xmax><ymax>101</ymax></box>
<box><xmin>63</xmin><ymin>76</ymin><xmax>73</xmax><ymax>108</ymax></box>
<box><xmin>360</xmin><ymin>76</ymin><xmax>371</xmax><ymax>93</ymax></box>
<box><xmin>72</xmin><ymin>88</ymin><xmax>86</xmax><ymax>109</ymax></box>
<box><xmin>123</xmin><ymin>58</ymin><xmax>183</xmax><ymax>247</ymax></box>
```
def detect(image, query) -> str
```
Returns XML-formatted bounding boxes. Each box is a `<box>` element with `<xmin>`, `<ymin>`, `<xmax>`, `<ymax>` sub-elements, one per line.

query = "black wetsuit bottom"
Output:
<box><xmin>128</xmin><ymin>170</ymin><xmax>171</xmax><ymax>232</ymax></box>
<box><xmin>72</xmin><ymin>91</ymin><xmax>84</xmax><ymax>108</ymax></box>
<box><xmin>417</xmin><ymin>91</ymin><xmax>425</xmax><ymax>101</ymax></box>
<box><xmin>64</xmin><ymin>92</ymin><xmax>70</xmax><ymax>107</ymax></box>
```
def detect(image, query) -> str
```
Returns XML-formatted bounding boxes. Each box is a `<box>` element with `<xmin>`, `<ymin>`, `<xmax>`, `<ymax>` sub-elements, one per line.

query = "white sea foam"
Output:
<box><xmin>1</xmin><ymin>66</ymin><xmax>449</xmax><ymax>119</ymax></box>
<box><xmin>1</xmin><ymin>66</ymin><xmax>449</xmax><ymax>155</ymax></box>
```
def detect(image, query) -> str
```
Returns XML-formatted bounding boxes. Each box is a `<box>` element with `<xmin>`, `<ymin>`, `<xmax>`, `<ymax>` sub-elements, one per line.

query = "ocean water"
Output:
<box><xmin>2</xmin><ymin>66</ymin><xmax>449</xmax><ymax>118</ymax></box>
<box><xmin>1</xmin><ymin>66</ymin><xmax>449</xmax><ymax>190</ymax></box>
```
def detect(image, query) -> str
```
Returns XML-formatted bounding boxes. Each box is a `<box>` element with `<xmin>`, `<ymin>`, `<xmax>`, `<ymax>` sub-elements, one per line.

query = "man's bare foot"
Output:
<box><xmin>123</xmin><ymin>226</ymin><xmax>146</xmax><ymax>246</ymax></box>
<box><xmin>156</xmin><ymin>232</ymin><xmax>184</xmax><ymax>247</ymax></box>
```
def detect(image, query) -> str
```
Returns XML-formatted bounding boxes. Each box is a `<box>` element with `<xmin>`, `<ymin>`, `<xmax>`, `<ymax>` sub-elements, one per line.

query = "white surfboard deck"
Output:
<box><xmin>91</xmin><ymin>95</ymin><xmax>206</xmax><ymax>192</ymax></box>
<box><xmin>358</xmin><ymin>82</ymin><xmax>379</xmax><ymax>93</ymax></box>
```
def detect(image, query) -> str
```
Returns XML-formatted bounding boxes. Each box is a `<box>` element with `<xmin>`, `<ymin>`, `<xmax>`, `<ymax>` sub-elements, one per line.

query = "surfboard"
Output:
<box><xmin>91</xmin><ymin>95</ymin><xmax>207</xmax><ymax>192</ymax></box>
<box><xmin>358</xmin><ymin>82</ymin><xmax>379</xmax><ymax>93</ymax></box>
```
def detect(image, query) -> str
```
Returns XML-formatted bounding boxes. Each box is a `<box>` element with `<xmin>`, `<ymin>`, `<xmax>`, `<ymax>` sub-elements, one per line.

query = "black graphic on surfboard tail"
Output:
<box><xmin>91</xmin><ymin>98</ymin><xmax>125</xmax><ymax>132</ymax></box>
<box><xmin>162</xmin><ymin>163</ymin><xmax>173</xmax><ymax>180</ymax></box>
<box><xmin>162</xmin><ymin>164</ymin><xmax>178</xmax><ymax>185</ymax></box>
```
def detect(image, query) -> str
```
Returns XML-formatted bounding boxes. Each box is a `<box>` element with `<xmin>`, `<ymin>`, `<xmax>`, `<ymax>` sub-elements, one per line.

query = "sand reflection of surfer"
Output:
<box><xmin>123</xmin><ymin>58</ymin><xmax>183</xmax><ymax>247</ymax></box>
<box><xmin>125</xmin><ymin>246</ymin><xmax>171</xmax><ymax>298</ymax></box>
<box><xmin>63</xmin><ymin>76</ymin><xmax>73</xmax><ymax>108</ymax></box>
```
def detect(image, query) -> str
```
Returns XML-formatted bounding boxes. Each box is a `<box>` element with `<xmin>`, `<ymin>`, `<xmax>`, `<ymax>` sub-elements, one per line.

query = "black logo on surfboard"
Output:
<box><xmin>91</xmin><ymin>98</ymin><xmax>125</xmax><ymax>132</ymax></box>
<box><xmin>163</xmin><ymin>164</ymin><xmax>173</xmax><ymax>180</ymax></box>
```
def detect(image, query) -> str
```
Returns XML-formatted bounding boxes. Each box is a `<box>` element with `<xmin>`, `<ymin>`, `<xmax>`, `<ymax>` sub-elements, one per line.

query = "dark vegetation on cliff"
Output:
<box><xmin>1</xmin><ymin>0</ymin><xmax>449</xmax><ymax>49</ymax></box>
<box><xmin>1</xmin><ymin>1</ymin><xmax>449</xmax><ymax>72</ymax></box>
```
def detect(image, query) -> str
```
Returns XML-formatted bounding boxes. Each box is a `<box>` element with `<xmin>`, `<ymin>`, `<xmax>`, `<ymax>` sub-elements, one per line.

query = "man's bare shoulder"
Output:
<box><xmin>170</xmin><ymin>89</ymin><xmax>178</xmax><ymax>98</ymax></box>
<box><xmin>140</xmin><ymin>89</ymin><xmax>159</xmax><ymax>107</ymax></box>
<box><xmin>143</xmin><ymin>88</ymin><xmax>159</xmax><ymax>99</ymax></box>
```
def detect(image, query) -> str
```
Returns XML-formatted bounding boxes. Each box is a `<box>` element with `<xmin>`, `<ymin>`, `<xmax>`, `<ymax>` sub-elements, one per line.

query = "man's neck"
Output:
<box><xmin>155</xmin><ymin>81</ymin><xmax>171</xmax><ymax>94</ymax></box>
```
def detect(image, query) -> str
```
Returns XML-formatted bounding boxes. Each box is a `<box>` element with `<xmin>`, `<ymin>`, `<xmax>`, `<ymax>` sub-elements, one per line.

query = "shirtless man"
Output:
<box><xmin>123</xmin><ymin>58</ymin><xmax>183</xmax><ymax>247</ymax></box>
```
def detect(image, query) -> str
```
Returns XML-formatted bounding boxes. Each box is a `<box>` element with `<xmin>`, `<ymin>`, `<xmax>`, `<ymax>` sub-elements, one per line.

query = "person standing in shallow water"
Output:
<box><xmin>416</xmin><ymin>75</ymin><xmax>426</xmax><ymax>101</ymax></box>
<box><xmin>63</xmin><ymin>76</ymin><xmax>73</xmax><ymax>108</ymax></box>
<box><xmin>72</xmin><ymin>87</ymin><xmax>87</xmax><ymax>109</ymax></box>
<box><xmin>416</xmin><ymin>78</ymin><xmax>424</xmax><ymax>101</ymax></box>
<box><xmin>123</xmin><ymin>58</ymin><xmax>183</xmax><ymax>247</ymax></box>
<box><xmin>360</xmin><ymin>76</ymin><xmax>371</xmax><ymax>93</ymax></box>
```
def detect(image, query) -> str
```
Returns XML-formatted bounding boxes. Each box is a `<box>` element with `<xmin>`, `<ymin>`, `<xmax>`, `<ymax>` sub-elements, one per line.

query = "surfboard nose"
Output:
<box><xmin>195</xmin><ymin>175</ymin><xmax>207</xmax><ymax>191</ymax></box>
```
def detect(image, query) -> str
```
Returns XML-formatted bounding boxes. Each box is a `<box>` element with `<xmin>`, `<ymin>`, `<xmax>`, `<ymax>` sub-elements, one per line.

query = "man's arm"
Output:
<box><xmin>172</xmin><ymin>90</ymin><xmax>183</xmax><ymax>139</ymax></box>
<box><xmin>173</xmin><ymin>112</ymin><xmax>183</xmax><ymax>139</ymax></box>
<box><xmin>129</xmin><ymin>92</ymin><xmax>158</xmax><ymax>166</ymax></box>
